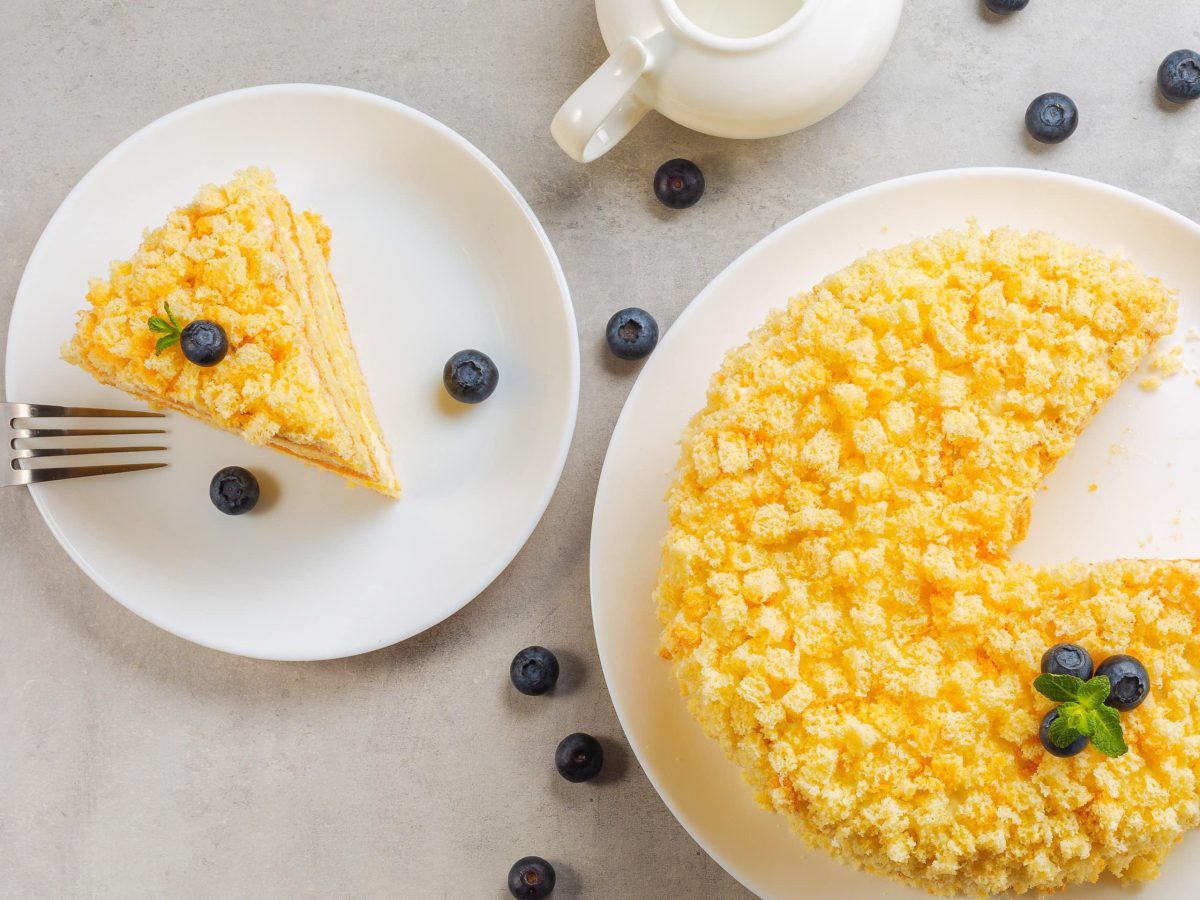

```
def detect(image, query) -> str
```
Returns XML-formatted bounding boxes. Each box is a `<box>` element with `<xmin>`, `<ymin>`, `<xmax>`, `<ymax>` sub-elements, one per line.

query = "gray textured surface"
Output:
<box><xmin>2</xmin><ymin>1</ymin><xmax>1199</xmax><ymax>898</ymax></box>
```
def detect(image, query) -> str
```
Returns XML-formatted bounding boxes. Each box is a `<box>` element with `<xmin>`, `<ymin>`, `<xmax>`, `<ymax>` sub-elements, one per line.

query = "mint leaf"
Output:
<box><xmin>1088</xmin><ymin>706</ymin><xmax>1128</xmax><ymax>758</ymax></box>
<box><xmin>1049</xmin><ymin>712</ymin><xmax>1084</xmax><ymax>749</ymax></box>
<box><xmin>1034</xmin><ymin>673</ymin><xmax>1084</xmax><ymax>702</ymax></box>
<box><xmin>1060</xmin><ymin>701</ymin><xmax>1089</xmax><ymax>735</ymax></box>
<box><xmin>148</xmin><ymin>304</ymin><xmax>183</xmax><ymax>353</ymax></box>
<box><xmin>1077</xmin><ymin>676</ymin><xmax>1111</xmax><ymax>711</ymax></box>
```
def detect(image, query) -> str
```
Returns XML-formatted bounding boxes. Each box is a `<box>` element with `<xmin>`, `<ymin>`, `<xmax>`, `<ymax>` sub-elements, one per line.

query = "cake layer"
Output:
<box><xmin>271</xmin><ymin>195</ymin><xmax>396</xmax><ymax>495</ymax></box>
<box><xmin>81</xmin><ymin>374</ymin><xmax>398</xmax><ymax>497</ymax></box>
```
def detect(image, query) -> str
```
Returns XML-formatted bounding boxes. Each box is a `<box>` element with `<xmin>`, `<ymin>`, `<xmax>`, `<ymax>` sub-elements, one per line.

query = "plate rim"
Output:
<box><xmin>589</xmin><ymin>165</ymin><xmax>1200</xmax><ymax>898</ymax></box>
<box><xmin>6</xmin><ymin>82</ymin><xmax>580</xmax><ymax>661</ymax></box>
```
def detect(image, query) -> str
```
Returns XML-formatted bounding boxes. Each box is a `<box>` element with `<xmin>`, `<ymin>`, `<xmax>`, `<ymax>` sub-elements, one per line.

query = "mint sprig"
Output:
<box><xmin>147</xmin><ymin>302</ymin><xmax>182</xmax><ymax>355</ymax></box>
<box><xmin>1034</xmin><ymin>673</ymin><xmax>1129</xmax><ymax>758</ymax></box>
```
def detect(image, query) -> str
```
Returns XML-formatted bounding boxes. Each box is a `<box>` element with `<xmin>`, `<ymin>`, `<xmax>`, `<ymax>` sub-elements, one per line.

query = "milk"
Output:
<box><xmin>674</xmin><ymin>0</ymin><xmax>806</xmax><ymax>39</ymax></box>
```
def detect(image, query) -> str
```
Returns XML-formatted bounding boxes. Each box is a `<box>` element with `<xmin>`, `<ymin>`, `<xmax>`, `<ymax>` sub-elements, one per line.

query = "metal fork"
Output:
<box><xmin>4</xmin><ymin>402</ymin><xmax>167</xmax><ymax>486</ymax></box>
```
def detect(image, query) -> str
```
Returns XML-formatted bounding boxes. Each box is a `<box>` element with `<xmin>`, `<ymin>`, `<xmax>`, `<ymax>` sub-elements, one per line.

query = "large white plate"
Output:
<box><xmin>591</xmin><ymin>168</ymin><xmax>1200</xmax><ymax>899</ymax></box>
<box><xmin>6</xmin><ymin>84</ymin><xmax>578</xmax><ymax>660</ymax></box>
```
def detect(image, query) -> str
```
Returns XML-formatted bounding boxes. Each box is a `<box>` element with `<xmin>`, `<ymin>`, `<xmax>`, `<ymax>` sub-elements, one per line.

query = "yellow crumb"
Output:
<box><xmin>1088</xmin><ymin>483</ymin><xmax>1098</xmax><ymax>492</ymax></box>
<box><xmin>1139</xmin><ymin>348</ymin><xmax>1186</xmax><ymax>391</ymax></box>
<box><xmin>1152</xmin><ymin>346</ymin><xmax>1185</xmax><ymax>375</ymax></box>
<box><xmin>655</xmin><ymin>226</ymin><xmax>1197</xmax><ymax>896</ymax></box>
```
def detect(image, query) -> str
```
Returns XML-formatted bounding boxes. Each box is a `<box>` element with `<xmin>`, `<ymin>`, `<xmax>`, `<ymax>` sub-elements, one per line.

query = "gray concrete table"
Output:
<box><xmin>3</xmin><ymin>2</ymin><xmax>1198</xmax><ymax>897</ymax></box>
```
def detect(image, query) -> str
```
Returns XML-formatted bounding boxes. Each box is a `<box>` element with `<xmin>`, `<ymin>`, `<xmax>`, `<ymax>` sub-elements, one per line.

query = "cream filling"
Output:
<box><xmin>263</xmin><ymin>195</ymin><xmax>399</xmax><ymax>496</ymax></box>
<box><xmin>288</xmin><ymin>207</ymin><xmax>398</xmax><ymax>490</ymax></box>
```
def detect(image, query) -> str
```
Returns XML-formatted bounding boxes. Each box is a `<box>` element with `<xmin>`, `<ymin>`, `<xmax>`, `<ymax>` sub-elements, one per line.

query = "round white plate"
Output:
<box><xmin>6</xmin><ymin>84</ymin><xmax>578</xmax><ymax>660</ymax></box>
<box><xmin>591</xmin><ymin>168</ymin><xmax>1200</xmax><ymax>899</ymax></box>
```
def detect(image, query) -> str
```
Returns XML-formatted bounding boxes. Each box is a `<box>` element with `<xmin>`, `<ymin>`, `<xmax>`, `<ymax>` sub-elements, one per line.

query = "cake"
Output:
<box><xmin>654</xmin><ymin>226</ymin><xmax>1200</xmax><ymax>894</ymax></box>
<box><xmin>63</xmin><ymin>168</ymin><xmax>400</xmax><ymax>498</ymax></box>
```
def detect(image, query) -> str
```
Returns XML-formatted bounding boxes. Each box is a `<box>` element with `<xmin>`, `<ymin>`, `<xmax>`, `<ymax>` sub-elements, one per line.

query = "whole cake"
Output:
<box><xmin>654</xmin><ymin>226</ymin><xmax>1200</xmax><ymax>895</ymax></box>
<box><xmin>64</xmin><ymin>168</ymin><xmax>400</xmax><ymax>498</ymax></box>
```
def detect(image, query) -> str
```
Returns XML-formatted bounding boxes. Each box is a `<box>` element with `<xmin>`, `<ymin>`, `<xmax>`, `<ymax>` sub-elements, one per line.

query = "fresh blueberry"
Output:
<box><xmin>654</xmin><ymin>158</ymin><xmax>705</xmax><ymax>209</ymax></box>
<box><xmin>606</xmin><ymin>308</ymin><xmax>658</xmax><ymax>360</ymax></box>
<box><xmin>1040</xmin><ymin>643</ymin><xmax>1093</xmax><ymax>680</ymax></box>
<box><xmin>1040</xmin><ymin>708</ymin><xmax>1088</xmax><ymax>757</ymax></box>
<box><xmin>1025</xmin><ymin>93</ymin><xmax>1079</xmax><ymax>144</ymax></box>
<box><xmin>180</xmin><ymin>320</ymin><xmax>228</xmax><ymax>367</ymax></box>
<box><xmin>984</xmin><ymin>0</ymin><xmax>1028</xmax><ymax>13</ymax></box>
<box><xmin>443</xmin><ymin>349</ymin><xmax>499</xmax><ymax>404</ymax></box>
<box><xmin>209</xmin><ymin>466</ymin><xmax>260</xmax><ymax>516</ymax></box>
<box><xmin>508</xmin><ymin>856</ymin><xmax>555</xmax><ymax>899</ymax></box>
<box><xmin>1158</xmin><ymin>49</ymin><xmax>1200</xmax><ymax>103</ymax></box>
<box><xmin>1096</xmin><ymin>654</ymin><xmax>1150</xmax><ymax>710</ymax></box>
<box><xmin>555</xmin><ymin>732</ymin><xmax>604</xmax><ymax>783</ymax></box>
<box><xmin>510</xmin><ymin>646</ymin><xmax>559</xmax><ymax>696</ymax></box>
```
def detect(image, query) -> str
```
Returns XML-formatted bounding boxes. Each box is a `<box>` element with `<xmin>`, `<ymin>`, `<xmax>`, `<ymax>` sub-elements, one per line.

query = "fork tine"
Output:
<box><xmin>10</xmin><ymin>445</ymin><xmax>167</xmax><ymax>459</ymax></box>
<box><xmin>15</xmin><ymin>462</ymin><xmax>167</xmax><ymax>485</ymax></box>
<box><xmin>12</xmin><ymin>427</ymin><xmax>167</xmax><ymax>440</ymax></box>
<box><xmin>10</xmin><ymin>404</ymin><xmax>164</xmax><ymax>419</ymax></box>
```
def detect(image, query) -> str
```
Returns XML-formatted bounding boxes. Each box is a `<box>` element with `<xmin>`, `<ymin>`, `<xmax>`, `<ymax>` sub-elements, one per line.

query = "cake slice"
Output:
<box><xmin>63</xmin><ymin>168</ymin><xmax>400</xmax><ymax>498</ymax></box>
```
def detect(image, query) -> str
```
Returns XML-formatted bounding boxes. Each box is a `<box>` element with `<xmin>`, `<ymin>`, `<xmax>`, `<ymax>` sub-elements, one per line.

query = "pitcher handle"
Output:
<box><xmin>552</xmin><ymin>36</ymin><xmax>653</xmax><ymax>163</ymax></box>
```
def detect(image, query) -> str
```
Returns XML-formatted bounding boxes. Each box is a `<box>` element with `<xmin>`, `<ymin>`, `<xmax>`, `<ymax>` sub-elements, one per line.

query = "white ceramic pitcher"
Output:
<box><xmin>552</xmin><ymin>0</ymin><xmax>903</xmax><ymax>163</ymax></box>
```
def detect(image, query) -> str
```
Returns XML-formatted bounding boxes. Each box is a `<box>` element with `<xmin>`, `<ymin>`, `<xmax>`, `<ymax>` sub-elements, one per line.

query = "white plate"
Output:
<box><xmin>6</xmin><ymin>84</ymin><xmax>578</xmax><ymax>661</ymax></box>
<box><xmin>590</xmin><ymin>168</ymin><xmax>1200</xmax><ymax>899</ymax></box>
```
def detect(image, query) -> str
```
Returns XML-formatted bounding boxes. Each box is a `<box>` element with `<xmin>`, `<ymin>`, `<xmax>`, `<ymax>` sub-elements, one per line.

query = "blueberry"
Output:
<box><xmin>984</xmin><ymin>0</ymin><xmax>1028</xmax><ymax>13</ymax></box>
<box><xmin>1158</xmin><ymin>49</ymin><xmax>1200</xmax><ymax>104</ymax></box>
<box><xmin>606</xmin><ymin>308</ymin><xmax>658</xmax><ymax>360</ymax></box>
<box><xmin>209</xmin><ymin>466</ymin><xmax>260</xmax><ymax>515</ymax></box>
<box><xmin>443</xmin><ymin>349</ymin><xmax>499</xmax><ymax>404</ymax></box>
<box><xmin>1096</xmin><ymin>654</ymin><xmax>1150</xmax><ymax>710</ymax></box>
<box><xmin>180</xmin><ymin>320</ymin><xmax>228</xmax><ymax>367</ymax></box>
<box><xmin>1025</xmin><ymin>93</ymin><xmax>1079</xmax><ymax>144</ymax></box>
<box><xmin>1040</xmin><ymin>643</ymin><xmax>1093</xmax><ymax>680</ymax></box>
<box><xmin>654</xmin><ymin>158</ymin><xmax>705</xmax><ymax>209</ymax></box>
<box><xmin>508</xmin><ymin>856</ymin><xmax>555</xmax><ymax>899</ymax></box>
<box><xmin>555</xmin><ymin>732</ymin><xmax>603</xmax><ymax>783</ymax></box>
<box><xmin>510</xmin><ymin>646</ymin><xmax>559</xmax><ymax>696</ymax></box>
<box><xmin>1040</xmin><ymin>708</ymin><xmax>1088</xmax><ymax>757</ymax></box>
